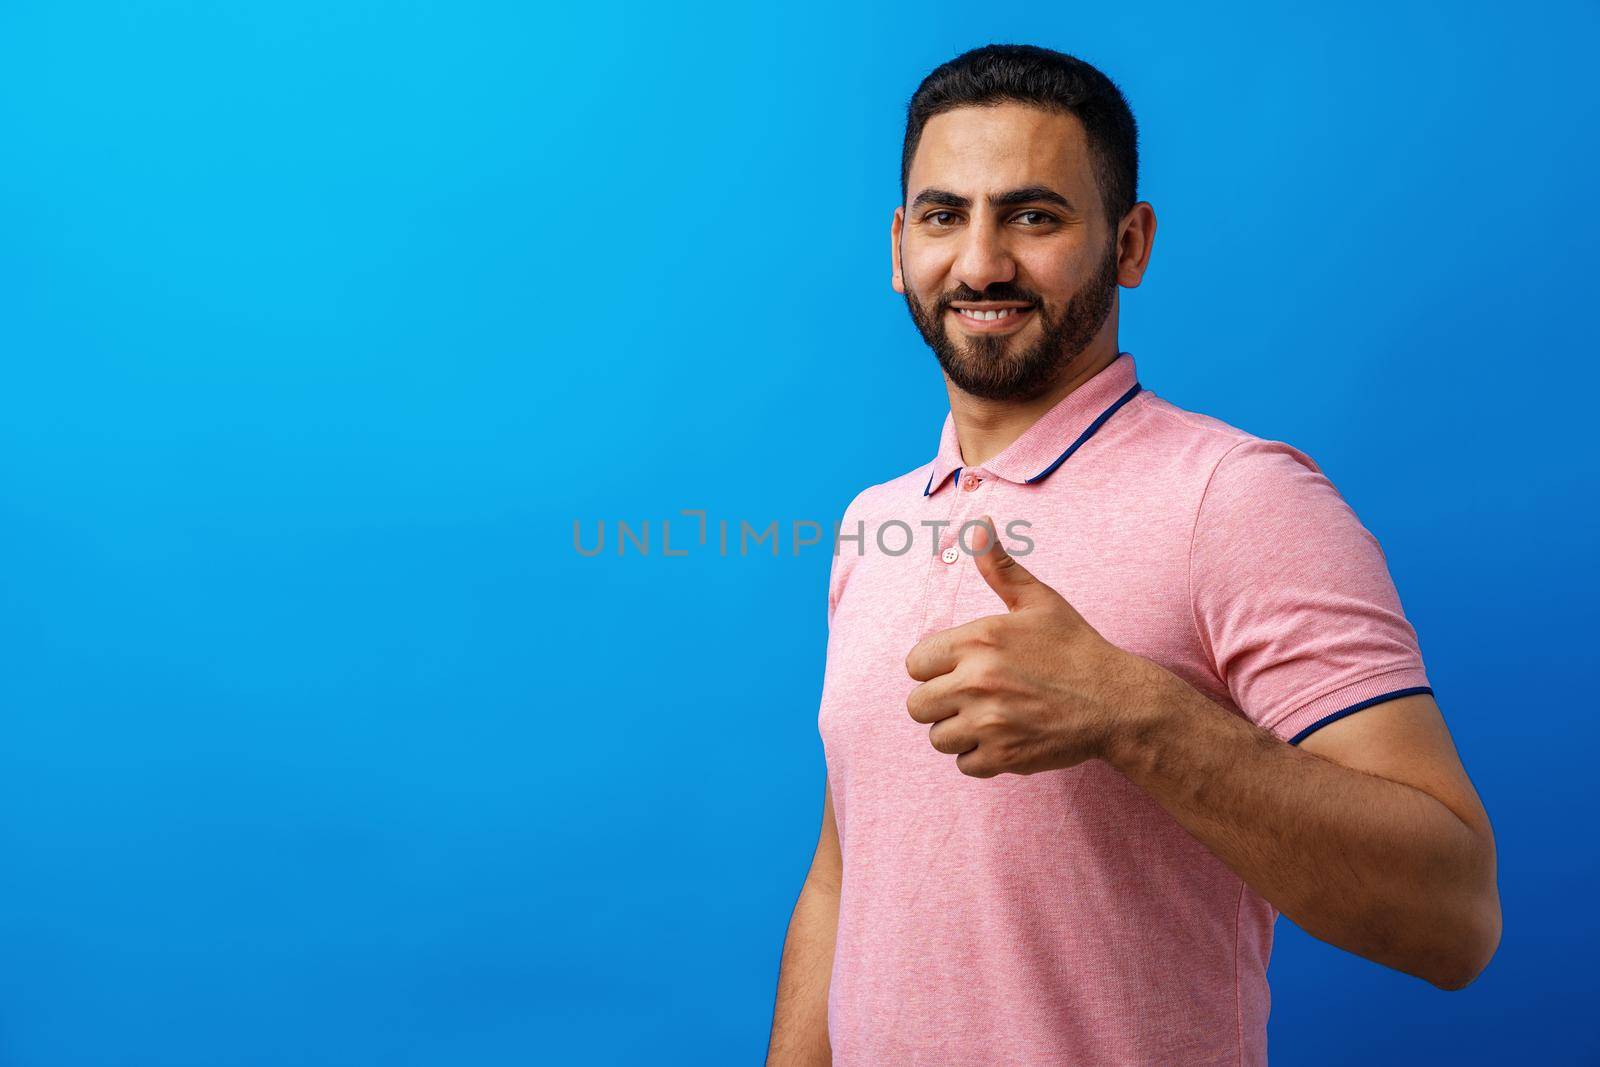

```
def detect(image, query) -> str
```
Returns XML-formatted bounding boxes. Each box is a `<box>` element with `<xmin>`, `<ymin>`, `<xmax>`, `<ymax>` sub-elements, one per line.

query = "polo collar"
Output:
<box><xmin>923</xmin><ymin>352</ymin><xmax>1143</xmax><ymax>495</ymax></box>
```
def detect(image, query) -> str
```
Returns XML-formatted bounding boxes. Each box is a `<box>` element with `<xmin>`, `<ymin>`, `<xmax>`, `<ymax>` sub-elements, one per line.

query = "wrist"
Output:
<box><xmin>1100</xmin><ymin>654</ymin><xmax>1187</xmax><ymax>774</ymax></box>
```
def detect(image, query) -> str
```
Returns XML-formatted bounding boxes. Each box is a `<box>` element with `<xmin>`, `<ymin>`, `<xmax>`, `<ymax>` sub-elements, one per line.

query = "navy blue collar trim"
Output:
<box><xmin>923</xmin><ymin>466</ymin><xmax>961</xmax><ymax>497</ymax></box>
<box><xmin>1025</xmin><ymin>382</ymin><xmax>1144</xmax><ymax>484</ymax></box>
<box><xmin>922</xmin><ymin>381</ymin><xmax>1143</xmax><ymax>496</ymax></box>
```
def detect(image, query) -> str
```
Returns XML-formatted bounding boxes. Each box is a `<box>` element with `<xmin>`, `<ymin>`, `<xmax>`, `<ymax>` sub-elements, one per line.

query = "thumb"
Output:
<box><xmin>969</xmin><ymin>516</ymin><xmax>1054</xmax><ymax>612</ymax></box>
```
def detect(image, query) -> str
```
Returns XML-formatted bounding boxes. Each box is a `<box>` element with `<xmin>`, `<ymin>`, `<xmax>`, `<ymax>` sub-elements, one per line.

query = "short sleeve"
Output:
<box><xmin>826</xmin><ymin>542</ymin><xmax>846</xmax><ymax>630</ymax></box>
<box><xmin>1189</xmin><ymin>438</ymin><xmax>1433</xmax><ymax>744</ymax></box>
<box><xmin>827</xmin><ymin>488</ymin><xmax>868</xmax><ymax>630</ymax></box>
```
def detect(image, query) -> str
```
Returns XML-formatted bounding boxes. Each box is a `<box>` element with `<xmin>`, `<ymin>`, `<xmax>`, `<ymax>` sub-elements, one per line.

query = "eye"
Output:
<box><xmin>1015</xmin><ymin>210</ymin><xmax>1057</xmax><ymax>226</ymax></box>
<box><xmin>925</xmin><ymin>210</ymin><xmax>960</xmax><ymax>227</ymax></box>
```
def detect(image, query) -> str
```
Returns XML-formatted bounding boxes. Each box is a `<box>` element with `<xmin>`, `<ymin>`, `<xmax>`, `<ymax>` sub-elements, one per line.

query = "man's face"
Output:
<box><xmin>893</xmin><ymin>102</ymin><xmax>1122</xmax><ymax>402</ymax></box>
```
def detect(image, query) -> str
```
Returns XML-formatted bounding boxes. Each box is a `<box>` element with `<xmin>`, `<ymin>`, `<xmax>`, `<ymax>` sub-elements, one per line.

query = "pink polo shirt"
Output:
<box><xmin>816</xmin><ymin>351</ymin><xmax>1432</xmax><ymax>1065</ymax></box>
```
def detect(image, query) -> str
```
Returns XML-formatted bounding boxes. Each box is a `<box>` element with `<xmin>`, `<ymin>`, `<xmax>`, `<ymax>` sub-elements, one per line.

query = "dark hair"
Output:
<box><xmin>901</xmin><ymin>44</ymin><xmax>1140</xmax><ymax>230</ymax></box>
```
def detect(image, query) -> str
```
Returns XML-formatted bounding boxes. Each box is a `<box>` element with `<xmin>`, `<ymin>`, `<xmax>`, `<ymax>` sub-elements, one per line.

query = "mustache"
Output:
<box><xmin>938</xmin><ymin>287</ymin><xmax>1040</xmax><ymax>309</ymax></box>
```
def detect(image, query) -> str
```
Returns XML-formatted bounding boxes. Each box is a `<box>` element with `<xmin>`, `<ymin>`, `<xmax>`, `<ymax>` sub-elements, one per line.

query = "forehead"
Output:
<box><xmin>908</xmin><ymin>102</ymin><xmax>1093</xmax><ymax>204</ymax></box>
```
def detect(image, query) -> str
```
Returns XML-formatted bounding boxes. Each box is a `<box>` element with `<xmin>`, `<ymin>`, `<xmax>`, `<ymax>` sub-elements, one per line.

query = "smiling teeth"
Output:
<box><xmin>958</xmin><ymin>307</ymin><xmax>1024</xmax><ymax>320</ymax></box>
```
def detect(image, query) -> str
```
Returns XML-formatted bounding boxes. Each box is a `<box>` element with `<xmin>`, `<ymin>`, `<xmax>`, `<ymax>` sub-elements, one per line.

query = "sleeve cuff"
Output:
<box><xmin>1262</xmin><ymin>665</ymin><xmax>1434</xmax><ymax>744</ymax></box>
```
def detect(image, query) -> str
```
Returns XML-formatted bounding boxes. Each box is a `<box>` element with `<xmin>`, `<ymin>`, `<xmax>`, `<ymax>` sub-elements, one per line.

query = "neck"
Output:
<box><xmin>947</xmin><ymin>342</ymin><xmax>1121</xmax><ymax>469</ymax></box>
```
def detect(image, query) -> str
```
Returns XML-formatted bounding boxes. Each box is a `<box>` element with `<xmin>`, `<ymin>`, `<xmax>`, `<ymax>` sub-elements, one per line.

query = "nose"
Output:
<box><xmin>951</xmin><ymin>218</ymin><xmax>1017</xmax><ymax>295</ymax></box>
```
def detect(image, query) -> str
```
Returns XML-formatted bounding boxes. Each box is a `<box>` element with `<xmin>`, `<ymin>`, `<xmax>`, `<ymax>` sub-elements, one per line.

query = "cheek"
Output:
<box><xmin>900</xmin><ymin>243</ymin><xmax>951</xmax><ymax>292</ymax></box>
<box><xmin>1021</xmin><ymin>253</ymin><xmax>1085</xmax><ymax>303</ymax></box>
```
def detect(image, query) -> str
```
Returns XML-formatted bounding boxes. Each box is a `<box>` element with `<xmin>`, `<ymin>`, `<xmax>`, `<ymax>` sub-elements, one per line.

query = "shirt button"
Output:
<box><xmin>961</xmin><ymin>473</ymin><xmax>982</xmax><ymax>492</ymax></box>
<box><xmin>940</xmin><ymin>546</ymin><xmax>960</xmax><ymax>565</ymax></box>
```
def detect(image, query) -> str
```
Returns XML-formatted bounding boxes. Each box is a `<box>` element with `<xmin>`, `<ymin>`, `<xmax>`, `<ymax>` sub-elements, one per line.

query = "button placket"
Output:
<box><xmin>916</xmin><ymin>471</ymin><xmax>978</xmax><ymax>640</ymax></box>
<box><xmin>942</xmin><ymin>472</ymin><xmax>992</xmax><ymax>551</ymax></box>
<box><xmin>923</xmin><ymin>472</ymin><xmax>996</xmax><ymax>644</ymax></box>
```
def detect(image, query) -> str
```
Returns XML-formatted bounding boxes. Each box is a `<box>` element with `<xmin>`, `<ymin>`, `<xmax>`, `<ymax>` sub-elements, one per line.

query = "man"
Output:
<box><xmin>764</xmin><ymin>44</ymin><xmax>1501</xmax><ymax>1066</ymax></box>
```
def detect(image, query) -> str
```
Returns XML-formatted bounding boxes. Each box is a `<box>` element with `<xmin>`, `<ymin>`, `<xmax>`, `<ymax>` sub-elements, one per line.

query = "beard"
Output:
<box><xmin>903</xmin><ymin>240</ymin><xmax>1120</xmax><ymax>403</ymax></box>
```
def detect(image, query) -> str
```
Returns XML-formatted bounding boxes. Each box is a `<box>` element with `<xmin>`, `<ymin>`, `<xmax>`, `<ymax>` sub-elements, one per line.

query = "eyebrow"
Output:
<box><xmin>909</xmin><ymin>185</ymin><xmax>1078</xmax><ymax>215</ymax></box>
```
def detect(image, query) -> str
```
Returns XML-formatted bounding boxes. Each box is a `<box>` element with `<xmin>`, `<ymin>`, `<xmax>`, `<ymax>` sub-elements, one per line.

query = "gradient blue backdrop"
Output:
<box><xmin>1</xmin><ymin>2</ymin><xmax>1595</xmax><ymax>1064</ymax></box>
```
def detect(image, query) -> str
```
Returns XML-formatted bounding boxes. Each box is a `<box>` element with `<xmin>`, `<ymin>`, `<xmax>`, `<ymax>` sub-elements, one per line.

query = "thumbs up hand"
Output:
<box><xmin>904</xmin><ymin>516</ymin><xmax>1168</xmax><ymax>779</ymax></box>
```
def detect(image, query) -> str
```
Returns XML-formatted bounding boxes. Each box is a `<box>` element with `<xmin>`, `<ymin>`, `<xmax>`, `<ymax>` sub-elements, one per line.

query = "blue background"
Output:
<box><xmin>1</xmin><ymin>2</ymin><xmax>1595</xmax><ymax>1063</ymax></box>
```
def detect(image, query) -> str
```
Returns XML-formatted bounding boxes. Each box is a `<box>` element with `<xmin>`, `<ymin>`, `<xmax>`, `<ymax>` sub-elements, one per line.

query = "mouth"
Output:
<box><xmin>948</xmin><ymin>305</ymin><xmax>1034</xmax><ymax>333</ymax></box>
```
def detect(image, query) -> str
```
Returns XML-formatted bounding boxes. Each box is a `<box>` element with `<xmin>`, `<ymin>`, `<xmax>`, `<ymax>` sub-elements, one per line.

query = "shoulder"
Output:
<box><xmin>1116</xmin><ymin>391</ymin><xmax>1374</xmax><ymax>564</ymax></box>
<box><xmin>1128</xmin><ymin>384</ymin><xmax>1335</xmax><ymax>478</ymax></box>
<box><xmin>1098</xmin><ymin>390</ymin><xmax>1332</xmax><ymax>519</ymax></box>
<box><xmin>822</xmin><ymin>461</ymin><xmax>931</xmax><ymax>617</ymax></box>
<box><xmin>1163</xmin><ymin>399</ymin><xmax>1385</xmax><ymax>572</ymax></box>
<box><xmin>835</xmin><ymin>465</ymin><xmax>928</xmax><ymax>526</ymax></box>
<box><xmin>1135</xmin><ymin>390</ymin><xmax>1320</xmax><ymax>474</ymax></box>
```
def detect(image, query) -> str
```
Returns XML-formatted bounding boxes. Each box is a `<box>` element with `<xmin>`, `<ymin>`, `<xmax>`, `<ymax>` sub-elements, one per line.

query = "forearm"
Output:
<box><xmin>1107</xmin><ymin>667</ymin><xmax>1498</xmax><ymax>989</ymax></box>
<box><xmin>766</xmin><ymin>874</ymin><xmax>839</xmax><ymax>1066</ymax></box>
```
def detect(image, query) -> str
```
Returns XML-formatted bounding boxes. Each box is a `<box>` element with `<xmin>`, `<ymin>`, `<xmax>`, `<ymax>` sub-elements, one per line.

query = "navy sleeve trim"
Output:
<box><xmin>1286</xmin><ymin>685</ymin><xmax>1435</xmax><ymax>745</ymax></box>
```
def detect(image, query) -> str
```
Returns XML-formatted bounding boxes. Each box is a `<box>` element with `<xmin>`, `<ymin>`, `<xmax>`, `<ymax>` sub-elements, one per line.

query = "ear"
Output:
<box><xmin>891</xmin><ymin>206</ymin><xmax>906</xmax><ymax>293</ymax></box>
<box><xmin>1115</xmin><ymin>201</ymin><xmax>1157</xmax><ymax>289</ymax></box>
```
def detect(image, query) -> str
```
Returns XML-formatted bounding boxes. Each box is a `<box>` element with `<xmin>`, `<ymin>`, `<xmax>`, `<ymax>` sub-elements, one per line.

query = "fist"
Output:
<box><xmin>903</xmin><ymin>516</ymin><xmax>1159</xmax><ymax>778</ymax></box>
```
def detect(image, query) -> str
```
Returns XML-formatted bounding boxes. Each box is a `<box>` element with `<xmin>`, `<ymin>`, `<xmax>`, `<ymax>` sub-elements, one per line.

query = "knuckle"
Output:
<box><xmin>959</xmin><ymin>755</ymin><xmax>995</xmax><ymax>779</ymax></box>
<box><xmin>970</xmin><ymin>617</ymin><xmax>1003</xmax><ymax>647</ymax></box>
<box><xmin>965</xmin><ymin>655</ymin><xmax>1004</xmax><ymax>690</ymax></box>
<box><xmin>1005</xmin><ymin>556</ymin><xmax>1035</xmax><ymax>582</ymax></box>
